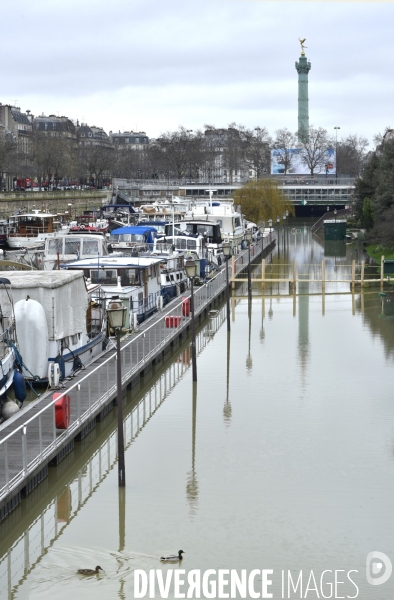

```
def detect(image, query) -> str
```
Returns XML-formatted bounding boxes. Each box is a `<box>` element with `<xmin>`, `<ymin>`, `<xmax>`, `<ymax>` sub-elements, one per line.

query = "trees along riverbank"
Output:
<box><xmin>355</xmin><ymin>134</ymin><xmax>394</xmax><ymax>258</ymax></box>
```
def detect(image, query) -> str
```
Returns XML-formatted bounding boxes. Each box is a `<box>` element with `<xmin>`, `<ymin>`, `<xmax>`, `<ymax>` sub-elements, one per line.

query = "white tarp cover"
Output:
<box><xmin>0</xmin><ymin>270</ymin><xmax>88</xmax><ymax>340</ymax></box>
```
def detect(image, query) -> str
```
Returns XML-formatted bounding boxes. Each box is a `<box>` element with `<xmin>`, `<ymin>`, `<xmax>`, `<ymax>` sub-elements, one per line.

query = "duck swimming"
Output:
<box><xmin>160</xmin><ymin>550</ymin><xmax>185</xmax><ymax>561</ymax></box>
<box><xmin>77</xmin><ymin>565</ymin><xmax>103</xmax><ymax>575</ymax></box>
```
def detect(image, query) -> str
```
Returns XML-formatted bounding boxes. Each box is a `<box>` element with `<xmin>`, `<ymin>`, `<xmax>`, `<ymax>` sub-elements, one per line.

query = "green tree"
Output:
<box><xmin>234</xmin><ymin>178</ymin><xmax>294</xmax><ymax>224</ymax></box>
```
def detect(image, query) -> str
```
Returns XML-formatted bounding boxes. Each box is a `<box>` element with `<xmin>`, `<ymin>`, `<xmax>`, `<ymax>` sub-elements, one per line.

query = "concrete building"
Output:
<box><xmin>33</xmin><ymin>115</ymin><xmax>77</xmax><ymax>140</ymax></box>
<box><xmin>0</xmin><ymin>104</ymin><xmax>33</xmax><ymax>153</ymax></box>
<box><xmin>77</xmin><ymin>123</ymin><xmax>111</xmax><ymax>147</ymax></box>
<box><xmin>109</xmin><ymin>131</ymin><xmax>149</xmax><ymax>151</ymax></box>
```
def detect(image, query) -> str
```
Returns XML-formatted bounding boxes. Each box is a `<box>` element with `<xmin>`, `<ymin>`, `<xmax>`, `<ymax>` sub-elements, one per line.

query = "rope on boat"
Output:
<box><xmin>7</xmin><ymin>341</ymin><xmax>40</xmax><ymax>397</ymax></box>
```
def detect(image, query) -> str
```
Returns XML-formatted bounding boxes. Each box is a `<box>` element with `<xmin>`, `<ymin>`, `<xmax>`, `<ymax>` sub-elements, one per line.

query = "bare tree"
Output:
<box><xmin>297</xmin><ymin>126</ymin><xmax>334</xmax><ymax>176</ymax></box>
<box><xmin>242</xmin><ymin>126</ymin><xmax>271</xmax><ymax>178</ymax></box>
<box><xmin>77</xmin><ymin>144</ymin><xmax>115</xmax><ymax>187</ymax></box>
<box><xmin>273</xmin><ymin>128</ymin><xmax>297</xmax><ymax>175</ymax></box>
<box><xmin>151</xmin><ymin>127</ymin><xmax>205</xmax><ymax>180</ymax></box>
<box><xmin>0</xmin><ymin>135</ymin><xmax>18</xmax><ymax>190</ymax></box>
<box><xmin>336</xmin><ymin>135</ymin><xmax>369</xmax><ymax>177</ymax></box>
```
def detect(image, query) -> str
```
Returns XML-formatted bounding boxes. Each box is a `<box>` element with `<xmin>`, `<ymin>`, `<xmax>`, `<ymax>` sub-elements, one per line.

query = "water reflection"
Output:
<box><xmin>298</xmin><ymin>280</ymin><xmax>310</xmax><ymax>388</ymax></box>
<box><xmin>260</xmin><ymin>297</ymin><xmax>265</xmax><ymax>342</ymax></box>
<box><xmin>223</xmin><ymin>332</ymin><xmax>232</xmax><ymax>426</ymax></box>
<box><xmin>0</xmin><ymin>311</ymin><xmax>227</xmax><ymax>600</ymax></box>
<box><xmin>186</xmin><ymin>383</ymin><xmax>199</xmax><ymax>518</ymax></box>
<box><xmin>246</xmin><ymin>298</ymin><xmax>253</xmax><ymax>372</ymax></box>
<box><xmin>355</xmin><ymin>290</ymin><xmax>394</xmax><ymax>359</ymax></box>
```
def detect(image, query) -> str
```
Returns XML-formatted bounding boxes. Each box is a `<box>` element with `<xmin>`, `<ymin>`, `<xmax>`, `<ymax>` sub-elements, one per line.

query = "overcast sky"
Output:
<box><xmin>3</xmin><ymin>0</ymin><xmax>393</xmax><ymax>146</ymax></box>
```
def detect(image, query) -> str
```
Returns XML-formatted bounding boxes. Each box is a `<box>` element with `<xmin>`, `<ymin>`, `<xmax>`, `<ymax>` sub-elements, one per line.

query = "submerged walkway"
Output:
<box><xmin>0</xmin><ymin>232</ymin><xmax>275</xmax><ymax>522</ymax></box>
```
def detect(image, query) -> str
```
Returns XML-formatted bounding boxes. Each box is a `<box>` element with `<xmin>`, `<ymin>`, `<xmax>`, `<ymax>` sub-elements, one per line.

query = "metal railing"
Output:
<box><xmin>0</xmin><ymin>233</ymin><xmax>272</xmax><ymax>503</ymax></box>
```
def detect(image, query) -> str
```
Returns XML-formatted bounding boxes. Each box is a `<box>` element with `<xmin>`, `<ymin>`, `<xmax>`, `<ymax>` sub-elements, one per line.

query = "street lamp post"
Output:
<box><xmin>107</xmin><ymin>298</ymin><xmax>127</xmax><ymax>487</ymax></box>
<box><xmin>334</xmin><ymin>126</ymin><xmax>340</xmax><ymax>183</ymax></box>
<box><xmin>185</xmin><ymin>259</ymin><xmax>198</xmax><ymax>382</ymax></box>
<box><xmin>222</xmin><ymin>242</ymin><xmax>232</xmax><ymax>332</ymax></box>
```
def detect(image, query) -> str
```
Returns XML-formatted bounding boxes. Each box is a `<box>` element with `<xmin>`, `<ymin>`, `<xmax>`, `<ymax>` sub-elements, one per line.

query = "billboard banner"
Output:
<box><xmin>271</xmin><ymin>148</ymin><xmax>336</xmax><ymax>176</ymax></box>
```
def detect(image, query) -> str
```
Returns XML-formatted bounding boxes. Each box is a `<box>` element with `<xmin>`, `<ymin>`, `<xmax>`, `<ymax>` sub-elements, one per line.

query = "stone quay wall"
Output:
<box><xmin>0</xmin><ymin>190</ymin><xmax>110</xmax><ymax>218</ymax></box>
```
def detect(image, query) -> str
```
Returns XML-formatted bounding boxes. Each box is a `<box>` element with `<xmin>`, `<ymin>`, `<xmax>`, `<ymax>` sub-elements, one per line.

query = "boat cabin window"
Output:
<box><xmin>82</xmin><ymin>239</ymin><xmax>100</xmax><ymax>255</ymax></box>
<box><xmin>174</xmin><ymin>238</ymin><xmax>197</xmax><ymax>250</ymax></box>
<box><xmin>64</xmin><ymin>238</ymin><xmax>81</xmax><ymax>255</ymax></box>
<box><xmin>47</xmin><ymin>238</ymin><xmax>63</xmax><ymax>255</ymax></box>
<box><xmin>120</xmin><ymin>268</ymin><xmax>140</xmax><ymax>286</ymax></box>
<box><xmin>234</xmin><ymin>217</ymin><xmax>241</xmax><ymax>228</ymax></box>
<box><xmin>90</xmin><ymin>269</ymin><xmax>118</xmax><ymax>285</ymax></box>
<box><xmin>110</xmin><ymin>233</ymin><xmax>145</xmax><ymax>243</ymax></box>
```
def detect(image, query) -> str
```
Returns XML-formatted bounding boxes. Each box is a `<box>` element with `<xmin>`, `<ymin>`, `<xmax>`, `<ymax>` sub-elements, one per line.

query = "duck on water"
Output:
<box><xmin>160</xmin><ymin>550</ymin><xmax>185</xmax><ymax>562</ymax></box>
<box><xmin>77</xmin><ymin>565</ymin><xmax>103</xmax><ymax>576</ymax></box>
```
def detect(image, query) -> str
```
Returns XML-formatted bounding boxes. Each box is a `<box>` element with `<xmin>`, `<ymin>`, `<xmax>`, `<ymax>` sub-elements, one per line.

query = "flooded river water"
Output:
<box><xmin>1</xmin><ymin>226</ymin><xmax>394</xmax><ymax>599</ymax></box>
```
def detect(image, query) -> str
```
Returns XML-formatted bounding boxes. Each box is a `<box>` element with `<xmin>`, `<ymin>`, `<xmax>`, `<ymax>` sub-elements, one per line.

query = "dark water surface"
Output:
<box><xmin>1</xmin><ymin>227</ymin><xmax>394</xmax><ymax>599</ymax></box>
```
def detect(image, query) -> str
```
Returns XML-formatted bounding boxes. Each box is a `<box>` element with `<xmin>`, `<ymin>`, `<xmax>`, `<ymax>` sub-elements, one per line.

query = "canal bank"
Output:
<box><xmin>0</xmin><ymin>233</ymin><xmax>275</xmax><ymax>523</ymax></box>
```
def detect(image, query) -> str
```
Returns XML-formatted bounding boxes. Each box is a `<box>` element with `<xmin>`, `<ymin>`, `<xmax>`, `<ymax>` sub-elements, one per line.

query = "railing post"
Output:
<box><xmin>361</xmin><ymin>260</ymin><xmax>365</xmax><ymax>288</ymax></box>
<box><xmin>381</xmin><ymin>255</ymin><xmax>384</xmax><ymax>290</ymax></box>
<box><xmin>231</xmin><ymin>255</ymin><xmax>235</xmax><ymax>291</ymax></box>
<box><xmin>261</xmin><ymin>258</ymin><xmax>265</xmax><ymax>290</ymax></box>
<box><xmin>322</xmin><ymin>260</ymin><xmax>325</xmax><ymax>292</ymax></box>
<box><xmin>22</xmin><ymin>426</ymin><xmax>27</xmax><ymax>476</ymax></box>
<box><xmin>52</xmin><ymin>403</ymin><xmax>56</xmax><ymax>441</ymax></box>
<box><xmin>351</xmin><ymin>259</ymin><xmax>356</xmax><ymax>291</ymax></box>
<box><xmin>39</xmin><ymin>415</ymin><xmax>43</xmax><ymax>457</ymax></box>
<box><xmin>5</xmin><ymin>441</ymin><xmax>9</xmax><ymax>490</ymax></box>
<box><xmin>77</xmin><ymin>383</ymin><xmax>81</xmax><ymax>424</ymax></box>
<box><xmin>106</xmin><ymin>363</ymin><xmax>109</xmax><ymax>399</ymax></box>
<box><xmin>293</xmin><ymin>259</ymin><xmax>297</xmax><ymax>294</ymax></box>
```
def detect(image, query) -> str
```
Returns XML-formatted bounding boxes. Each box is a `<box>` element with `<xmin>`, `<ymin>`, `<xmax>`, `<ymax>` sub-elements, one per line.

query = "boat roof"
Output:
<box><xmin>10</xmin><ymin>212</ymin><xmax>56</xmax><ymax>218</ymax></box>
<box><xmin>136</xmin><ymin>221</ymin><xmax>166</xmax><ymax>226</ymax></box>
<box><xmin>45</xmin><ymin>233</ymin><xmax>107</xmax><ymax>241</ymax></box>
<box><xmin>0</xmin><ymin>269</ymin><xmax>84</xmax><ymax>288</ymax></box>
<box><xmin>111</xmin><ymin>226</ymin><xmax>157</xmax><ymax>235</ymax></box>
<box><xmin>62</xmin><ymin>256</ymin><xmax>163</xmax><ymax>269</ymax></box>
<box><xmin>177</xmin><ymin>219</ymin><xmax>221</xmax><ymax>225</ymax></box>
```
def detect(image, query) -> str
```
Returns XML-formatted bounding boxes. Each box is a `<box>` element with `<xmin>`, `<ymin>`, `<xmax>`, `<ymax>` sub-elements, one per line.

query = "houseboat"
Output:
<box><xmin>43</xmin><ymin>233</ymin><xmax>116</xmax><ymax>270</ymax></box>
<box><xmin>62</xmin><ymin>255</ymin><xmax>163</xmax><ymax>326</ymax></box>
<box><xmin>69</xmin><ymin>213</ymin><xmax>109</xmax><ymax>234</ymax></box>
<box><xmin>0</xmin><ymin>271</ymin><xmax>107</xmax><ymax>383</ymax></box>
<box><xmin>153</xmin><ymin>232</ymin><xmax>217</xmax><ymax>279</ymax></box>
<box><xmin>0</xmin><ymin>277</ymin><xmax>19</xmax><ymax>404</ymax></box>
<box><xmin>7</xmin><ymin>211</ymin><xmax>69</xmax><ymax>249</ymax></box>
<box><xmin>185</xmin><ymin>200</ymin><xmax>245</xmax><ymax>249</ymax></box>
<box><xmin>165</xmin><ymin>219</ymin><xmax>224</xmax><ymax>264</ymax></box>
<box><xmin>0</xmin><ymin>221</ymin><xmax>8</xmax><ymax>248</ymax></box>
<box><xmin>152</xmin><ymin>252</ymin><xmax>189</xmax><ymax>305</ymax></box>
<box><xmin>108</xmin><ymin>225</ymin><xmax>158</xmax><ymax>255</ymax></box>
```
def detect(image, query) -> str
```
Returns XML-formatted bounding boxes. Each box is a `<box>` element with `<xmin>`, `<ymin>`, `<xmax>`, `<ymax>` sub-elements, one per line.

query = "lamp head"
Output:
<box><xmin>185</xmin><ymin>259</ymin><xmax>197</xmax><ymax>278</ymax></box>
<box><xmin>107</xmin><ymin>297</ymin><xmax>127</xmax><ymax>330</ymax></box>
<box><xmin>222</xmin><ymin>242</ymin><xmax>232</xmax><ymax>257</ymax></box>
